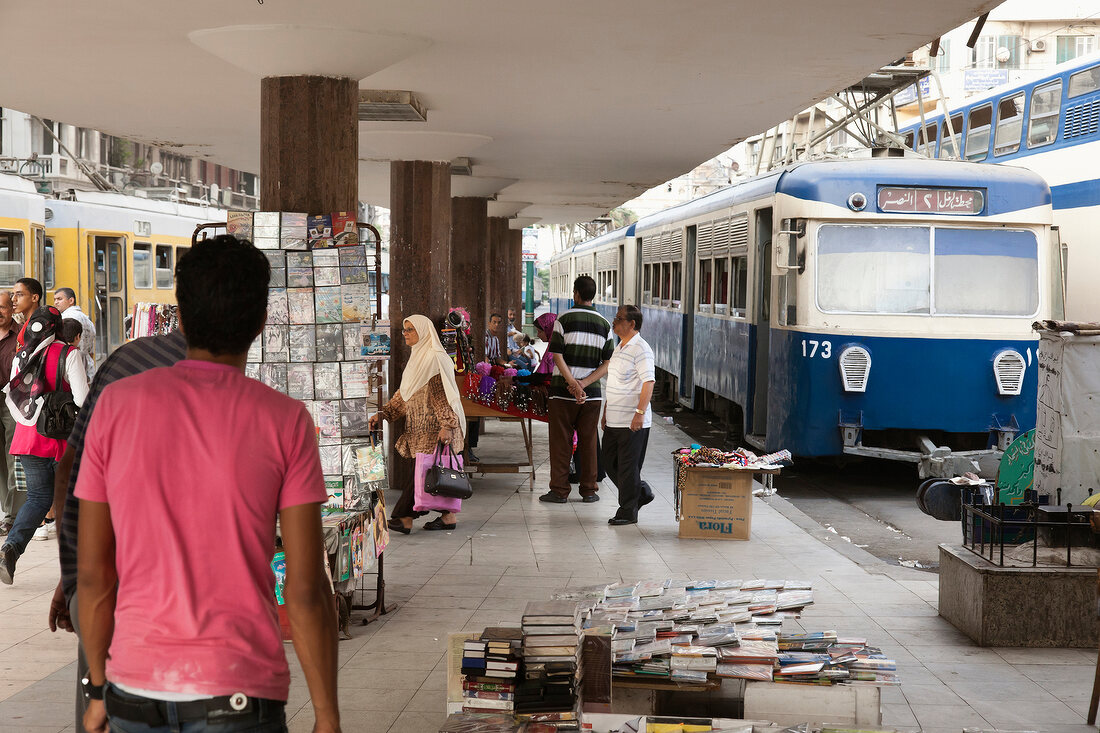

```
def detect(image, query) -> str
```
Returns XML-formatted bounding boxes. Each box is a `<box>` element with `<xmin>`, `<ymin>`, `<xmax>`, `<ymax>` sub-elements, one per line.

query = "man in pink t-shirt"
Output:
<box><xmin>76</xmin><ymin>236</ymin><xmax>340</xmax><ymax>733</ymax></box>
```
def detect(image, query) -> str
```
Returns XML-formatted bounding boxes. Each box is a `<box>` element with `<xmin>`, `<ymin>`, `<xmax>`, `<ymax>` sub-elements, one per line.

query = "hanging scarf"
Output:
<box><xmin>399</xmin><ymin>315</ymin><xmax>466</xmax><ymax>438</ymax></box>
<box><xmin>534</xmin><ymin>312</ymin><xmax>558</xmax><ymax>375</ymax></box>
<box><xmin>5</xmin><ymin>306</ymin><xmax>63</xmax><ymax>426</ymax></box>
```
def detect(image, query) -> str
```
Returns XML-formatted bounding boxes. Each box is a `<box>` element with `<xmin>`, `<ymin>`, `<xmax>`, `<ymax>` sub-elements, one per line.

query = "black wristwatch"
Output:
<box><xmin>81</xmin><ymin>675</ymin><xmax>105</xmax><ymax>701</ymax></box>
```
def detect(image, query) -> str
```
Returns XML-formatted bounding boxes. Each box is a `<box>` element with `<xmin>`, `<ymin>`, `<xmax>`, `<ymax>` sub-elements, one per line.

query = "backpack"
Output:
<box><xmin>36</xmin><ymin>345</ymin><xmax>78</xmax><ymax>440</ymax></box>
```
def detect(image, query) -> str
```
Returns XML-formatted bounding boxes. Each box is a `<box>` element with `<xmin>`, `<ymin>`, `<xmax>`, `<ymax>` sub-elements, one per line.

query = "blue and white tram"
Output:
<box><xmin>898</xmin><ymin>52</ymin><xmax>1100</xmax><ymax>320</ymax></box>
<box><xmin>551</xmin><ymin>158</ymin><xmax>1059</xmax><ymax>475</ymax></box>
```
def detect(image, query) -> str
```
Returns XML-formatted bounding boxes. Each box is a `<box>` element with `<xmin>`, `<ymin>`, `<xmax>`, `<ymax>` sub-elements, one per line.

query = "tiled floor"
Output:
<box><xmin>0</xmin><ymin>417</ymin><xmax>1096</xmax><ymax>732</ymax></box>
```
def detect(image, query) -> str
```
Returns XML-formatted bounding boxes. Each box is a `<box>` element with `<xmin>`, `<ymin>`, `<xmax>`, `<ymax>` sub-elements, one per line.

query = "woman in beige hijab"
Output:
<box><xmin>369</xmin><ymin>315</ymin><xmax>466</xmax><ymax>532</ymax></box>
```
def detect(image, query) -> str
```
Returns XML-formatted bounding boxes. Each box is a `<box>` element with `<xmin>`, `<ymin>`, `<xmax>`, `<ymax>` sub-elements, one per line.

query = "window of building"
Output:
<box><xmin>155</xmin><ymin>245</ymin><xmax>173</xmax><ymax>288</ymax></box>
<box><xmin>917</xmin><ymin>121</ymin><xmax>939</xmax><ymax>157</ymax></box>
<box><xmin>1069</xmin><ymin>65</ymin><xmax>1100</xmax><ymax>98</ymax></box>
<box><xmin>133</xmin><ymin>243</ymin><xmax>153</xmax><ymax>289</ymax></box>
<box><xmin>939</xmin><ymin>114</ymin><xmax>964</xmax><ymax>159</ymax></box>
<box><xmin>714</xmin><ymin>257</ymin><xmax>730</xmax><ymax>315</ymax></box>
<box><xmin>0</xmin><ymin>230</ymin><xmax>28</xmax><ymax>288</ymax></box>
<box><xmin>965</xmin><ymin>104</ymin><xmax>993</xmax><ymax>161</ymax></box>
<box><xmin>43</xmin><ymin>238</ymin><xmax>55</xmax><ymax>290</ymax></box>
<box><xmin>1057</xmin><ymin>35</ymin><xmax>1096</xmax><ymax>64</ymax></box>
<box><xmin>993</xmin><ymin>93</ymin><xmax>1024</xmax><ymax>156</ymax></box>
<box><xmin>732</xmin><ymin>256</ymin><xmax>748</xmax><ymax>316</ymax></box>
<box><xmin>972</xmin><ymin>36</ymin><xmax>996</xmax><ymax>69</ymax></box>
<box><xmin>671</xmin><ymin>261</ymin><xmax>682</xmax><ymax>308</ymax></box>
<box><xmin>1028</xmin><ymin>80</ymin><xmax>1062</xmax><ymax>148</ymax></box>
<box><xmin>996</xmin><ymin>35</ymin><xmax>1021</xmax><ymax>69</ymax></box>
<box><xmin>936</xmin><ymin>39</ymin><xmax>951</xmax><ymax>72</ymax></box>
<box><xmin>698</xmin><ymin>259</ymin><xmax>713</xmax><ymax>312</ymax></box>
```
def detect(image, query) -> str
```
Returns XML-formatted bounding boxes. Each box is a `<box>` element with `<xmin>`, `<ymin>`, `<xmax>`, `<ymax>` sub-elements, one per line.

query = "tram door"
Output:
<box><xmin>93</xmin><ymin>236</ymin><xmax>127</xmax><ymax>356</ymax></box>
<box><xmin>679</xmin><ymin>226</ymin><xmax>696</xmax><ymax>406</ymax></box>
<box><xmin>751</xmin><ymin>208</ymin><xmax>773</xmax><ymax>438</ymax></box>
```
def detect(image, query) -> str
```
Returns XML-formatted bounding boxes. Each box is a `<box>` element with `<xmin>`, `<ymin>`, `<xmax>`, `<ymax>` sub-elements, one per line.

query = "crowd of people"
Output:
<box><xmin>0</xmin><ymin>237</ymin><xmax>657</xmax><ymax>733</ymax></box>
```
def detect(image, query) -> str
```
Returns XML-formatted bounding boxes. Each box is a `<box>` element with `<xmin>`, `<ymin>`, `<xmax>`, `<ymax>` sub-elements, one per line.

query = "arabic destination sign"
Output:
<box><xmin>877</xmin><ymin>187</ymin><xmax>984</xmax><ymax>215</ymax></box>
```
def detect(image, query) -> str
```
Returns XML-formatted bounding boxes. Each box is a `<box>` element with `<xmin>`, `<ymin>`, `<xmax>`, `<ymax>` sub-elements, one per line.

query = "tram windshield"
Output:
<box><xmin>817</xmin><ymin>224</ymin><xmax>1038</xmax><ymax>316</ymax></box>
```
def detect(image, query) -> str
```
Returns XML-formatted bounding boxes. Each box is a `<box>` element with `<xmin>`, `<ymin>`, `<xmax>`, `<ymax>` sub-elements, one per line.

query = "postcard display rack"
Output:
<box><xmin>205</xmin><ymin>210</ymin><xmax>396</xmax><ymax>626</ymax></box>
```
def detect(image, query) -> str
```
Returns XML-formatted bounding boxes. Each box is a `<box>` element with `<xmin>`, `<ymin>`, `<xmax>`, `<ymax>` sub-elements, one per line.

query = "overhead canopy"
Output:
<box><xmin>0</xmin><ymin>0</ymin><xmax>1003</xmax><ymax>222</ymax></box>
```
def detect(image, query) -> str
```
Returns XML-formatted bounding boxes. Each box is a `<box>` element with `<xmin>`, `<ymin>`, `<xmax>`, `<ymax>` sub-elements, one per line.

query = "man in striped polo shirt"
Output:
<box><xmin>541</xmin><ymin>275</ymin><xmax>614</xmax><ymax>504</ymax></box>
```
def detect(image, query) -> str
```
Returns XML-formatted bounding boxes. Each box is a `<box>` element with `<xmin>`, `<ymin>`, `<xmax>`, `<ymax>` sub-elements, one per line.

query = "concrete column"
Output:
<box><xmin>389</xmin><ymin>159</ymin><xmax>452</xmax><ymax>503</ymax></box>
<box><xmin>451</xmin><ymin>197</ymin><xmax>489</xmax><ymax>362</ymax></box>
<box><xmin>507</xmin><ymin>229</ymin><xmax>523</xmax><ymax>327</ymax></box>
<box><xmin>486</xmin><ymin>217</ymin><xmax>509</xmax><ymax>360</ymax></box>
<box><xmin>260</xmin><ymin>76</ymin><xmax>358</xmax><ymax>212</ymax></box>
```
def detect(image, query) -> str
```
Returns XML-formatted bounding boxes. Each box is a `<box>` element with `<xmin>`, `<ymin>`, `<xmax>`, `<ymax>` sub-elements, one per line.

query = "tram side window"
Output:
<box><xmin>176</xmin><ymin>246</ymin><xmax>190</xmax><ymax>270</ymax></box>
<box><xmin>133</xmin><ymin>243</ymin><xmax>153</xmax><ymax>289</ymax></box>
<box><xmin>917</xmin><ymin>122</ymin><xmax>939</xmax><ymax>157</ymax></box>
<box><xmin>671</xmin><ymin>261</ymin><xmax>682</xmax><ymax>309</ymax></box>
<box><xmin>714</xmin><ymin>257</ymin><xmax>729</xmax><ymax>315</ymax></box>
<box><xmin>817</xmin><ymin>225</ymin><xmax>930</xmax><ymax>314</ymax></box>
<box><xmin>0</xmin><ymin>231</ymin><xmax>24</xmax><ymax>288</ymax></box>
<box><xmin>1028</xmin><ymin>80</ymin><xmax>1062</xmax><ymax>148</ymax></box>
<box><xmin>965</xmin><ymin>104</ymin><xmax>993</xmax><ymax>161</ymax></box>
<box><xmin>642</xmin><ymin>264</ymin><xmax>652</xmax><ymax>304</ymax></box>
<box><xmin>155</xmin><ymin>245</ymin><xmax>173</xmax><ymax>289</ymax></box>
<box><xmin>939</xmin><ymin>114</ymin><xmax>964</xmax><ymax>159</ymax></box>
<box><xmin>43</xmin><ymin>238</ymin><xmax>55</xmax><ymax>290</ymax></box>
<box><xmin>993</xmin><ymin>93</ymin><xmax>1025</xmax><ymax>156</ymax></box>
<box><xmin>1068</xmin><ymin>65</ymin><xmax>1100</xmax><ymax>97</ymax></box>
<box><xmin>903</xmin><ymin>130</ymin><xmax>915</xmax><ymax>150</ymax></box>
<box><xmin>934</xmin><ymin>228</ymin><xmax>1038</xmax><ymax>316</ymax></box>
<box><xmin>660</xmin><ymin>262</ymin><xmax>671</xmax><ymax>305</ymax></box>
<box><xmin>698</xmin><ymin>259</ymin><xmax>713</xmax><ymax>313</ymax></box>
<box><xmin>731</xmin><ymin>255</ymin><xmax>748</xmax><ymax>317</ymax></box>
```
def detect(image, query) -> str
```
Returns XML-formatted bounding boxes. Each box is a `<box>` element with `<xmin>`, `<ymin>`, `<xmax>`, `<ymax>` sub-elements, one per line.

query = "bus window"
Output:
<box><xmin>1028</xmin><ymin>80</ymin><xmax>1062</xmax><ymax>148</ymax></box>
<box><xmin>965</xmin><ymin>104</ymin><xmax>993</xmax><ymax>161</ymax></box>
<box><xmin>155</xmin><ymin>245</ymin><xmax>173</xmax><ymax>288</ymax></box>
<box><xmin>671</xmin><ymin>261</ymin><xmax>683</xmax><ymax>308</ymax></box>
<box><xmin>917</xmin><ymin>121</ymin><xmax>939</xmax><ymax>156</ymax></box>
<box><xmin>43</xmin><ymin>238</ymin><xmax>55</xmax><ymax>290</ymax></box>
<box><xmin>133</xmin><ymin>243</ymin><xmax>153</xmax><ymax>288</ymax></box>
<box><xmin>939</xmin><ymin>114</ymin><xmax>964</xmax><ymax>159</ymax></box>
<box><xmin>714</xmin><ymin>257</ymin><xmax>729</xmax><ymax>315</ymax></box>
<box><xmin>993</xmin><ymin>93</ymin><xmax>1024</xmax><ymax>156</ymax></box>
<box><xmin>698</xmin><ymin>259</ymin><xmax>713</xmax><ymax>312</ymax></box>
<box><xmin>1069</xmin><ymin>65</ymin><xmax>1100</xmax><ymax>98</ymax></box>
<box><xmin>732</xmin><ymin>255</ymin><xmax>748</xmax><ymax>317</ymax></box>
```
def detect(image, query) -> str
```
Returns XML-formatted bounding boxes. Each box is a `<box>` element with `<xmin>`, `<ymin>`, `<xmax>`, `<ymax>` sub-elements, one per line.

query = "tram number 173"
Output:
<box><xmin>801</xmin><ymin>339</ymin><xmax>832</xmax><ymax>359</ymax></box>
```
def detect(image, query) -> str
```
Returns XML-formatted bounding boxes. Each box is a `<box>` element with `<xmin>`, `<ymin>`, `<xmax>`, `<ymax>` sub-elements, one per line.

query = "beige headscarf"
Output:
<box><xmin>399</xmin><ymin>314</ymin><xmax>466</xmax><ymax>438</ymax></box>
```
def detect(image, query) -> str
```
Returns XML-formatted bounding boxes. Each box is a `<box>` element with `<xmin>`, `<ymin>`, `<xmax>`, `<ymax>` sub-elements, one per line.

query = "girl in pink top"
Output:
<box><xmin>0</xmin><ymin>306</ymin><xmax>88</xmax><ymax>584</ymax></box>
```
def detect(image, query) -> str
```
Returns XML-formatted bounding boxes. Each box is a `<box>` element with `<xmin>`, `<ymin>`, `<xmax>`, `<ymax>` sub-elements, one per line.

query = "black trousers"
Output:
<box><xmin>601</xmin><ymin>427</ymin><xmax>653</xmax><ymax>520</ymax></box>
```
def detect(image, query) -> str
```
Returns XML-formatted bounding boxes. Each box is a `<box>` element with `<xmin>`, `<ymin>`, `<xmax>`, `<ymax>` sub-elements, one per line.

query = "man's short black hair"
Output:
<box><xmin>59</xmin><ymin>318</ymin><xmax>83</xmax><ymax>344</ymax></box>
<box><xmin>55</xmin><ymin>287</ymin><xmax>76</xmax><ymax>301</ymax></box>
<box><xmin>573</xmin><ymin>275</ymin><xmax>596</xmax><ymax>302</ymax></box>
<box><xmin>176</xmin><ymin>235</ymin><xmax>270</xmax><ymax>355</ymax></box>
<box><xmin>621</xmin><ymin>304</ymin><xmax>643</xmax><ymax>332</ymax></box>
<box><xmin>489</xmin><ymin>312</ymin><xmax>502</xmax><ymax>321</ymax></box>
<box><xmin>16</xmin><ymin>277</ymin><xmax>42</xmax><ymax>300</ymax></box>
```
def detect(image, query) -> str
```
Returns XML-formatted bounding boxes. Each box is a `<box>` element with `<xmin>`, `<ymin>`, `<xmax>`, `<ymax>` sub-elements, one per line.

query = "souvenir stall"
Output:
<box><xmin>194</xmin><ymin>211</ymin><xmax>395</xmax><ymax>631</ymax></box>
<box><xmin>127</xmin><ymin>303</ymin><xmax>179</xmax><ymax>339</ymax></box>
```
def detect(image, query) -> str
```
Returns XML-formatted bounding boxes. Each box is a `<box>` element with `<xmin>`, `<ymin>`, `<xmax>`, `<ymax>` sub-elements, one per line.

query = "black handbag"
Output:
<box><xmin>426</xmin><ymin>441</ymin><xmax>473</xmax><ymax>500</ymax></box>
<box><xmin>37</xmin><ymin>345</ymin><xmax>78</xmax><ymax>440</ymax></box>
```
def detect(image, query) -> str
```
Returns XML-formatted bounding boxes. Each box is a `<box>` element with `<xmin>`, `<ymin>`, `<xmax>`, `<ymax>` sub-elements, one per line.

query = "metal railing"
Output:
<box><xmin>961</xmin><ymin>487</ymin><xmax>1094</xmax><ymax>567</ymax></box>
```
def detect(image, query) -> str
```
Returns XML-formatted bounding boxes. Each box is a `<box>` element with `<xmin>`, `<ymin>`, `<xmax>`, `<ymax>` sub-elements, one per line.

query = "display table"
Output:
<box><xmin>462</xmin><ymin>397</ymin><xmax>535</xmax><ymax>491</ymax></box>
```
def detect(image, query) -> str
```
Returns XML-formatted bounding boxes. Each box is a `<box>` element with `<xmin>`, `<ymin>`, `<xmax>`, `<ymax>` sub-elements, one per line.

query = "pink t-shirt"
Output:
<box><xmin>75</xmin><ymin>360</ymin><xmax>326</xmax><ymax>701</ymax></box>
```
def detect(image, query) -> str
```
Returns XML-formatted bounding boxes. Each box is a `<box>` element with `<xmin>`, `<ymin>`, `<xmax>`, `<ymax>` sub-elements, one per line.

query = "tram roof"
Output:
<box><xmin>0</xmin><ymin>1</ymin><xmax>1004</xmax><ymax>223</ymax></box>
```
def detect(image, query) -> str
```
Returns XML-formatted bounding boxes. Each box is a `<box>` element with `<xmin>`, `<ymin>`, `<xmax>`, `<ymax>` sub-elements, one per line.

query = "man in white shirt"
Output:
<box><xmin>53</xmin><ymin>288</ymin><xmax>96</xmax><ymax>380</ymax></box>
<box><xmin>581</xmin><ymin>304</ymin><xmax>655</xmax><ymax>525</ymax></box>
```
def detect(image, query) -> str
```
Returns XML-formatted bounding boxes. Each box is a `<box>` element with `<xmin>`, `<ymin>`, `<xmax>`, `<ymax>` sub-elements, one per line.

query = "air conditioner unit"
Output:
<box><xmin>1032</xmin><ymin>39</ymin><xmax>1047</xmax><ymax>52</ymax></box>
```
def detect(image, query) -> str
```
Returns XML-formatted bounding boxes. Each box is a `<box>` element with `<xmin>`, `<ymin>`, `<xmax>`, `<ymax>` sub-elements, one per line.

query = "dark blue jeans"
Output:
<box><xmin>106</xmin><ymin>685</ymin><xmax>288</xmax><ymax>733</ymax></box>
<box><xmin>2</xmin><ymin>455</ymin><xmax>56</xmax><ymax>558</ymax></box>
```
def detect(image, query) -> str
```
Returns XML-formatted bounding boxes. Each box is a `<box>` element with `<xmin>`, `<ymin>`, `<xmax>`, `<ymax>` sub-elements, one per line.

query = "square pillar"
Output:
<box><xmin>451</xmin><ymin>197</ymin><xmax>489</xmax><ymax>362</ymax></box>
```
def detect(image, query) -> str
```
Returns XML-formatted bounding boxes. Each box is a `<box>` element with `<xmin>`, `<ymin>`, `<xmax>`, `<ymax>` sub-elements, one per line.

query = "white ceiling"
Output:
<box><xmin>0</xmin><ymin>0</ymin><xmax>1003</xmax><ymax>222</ymax></box>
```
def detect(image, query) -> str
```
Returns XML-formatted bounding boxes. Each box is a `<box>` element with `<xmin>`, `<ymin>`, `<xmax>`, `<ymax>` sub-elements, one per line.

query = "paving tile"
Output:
<box><xmin>909</xmin><ymin>703</ymin><xmax>991</xmax><ymax>727</ymax></box>
<box><xmin>969</xmin><ymin>698</ymin><xmax>1086</xmax><ymax>726</ymax></box>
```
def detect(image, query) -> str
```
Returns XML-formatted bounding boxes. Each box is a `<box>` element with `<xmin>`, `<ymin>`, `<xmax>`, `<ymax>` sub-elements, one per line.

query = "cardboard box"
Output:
<box><xmin>677</xmin><ymin>467</ymin><xmax>753</xmax><ymax>540</ymax></box>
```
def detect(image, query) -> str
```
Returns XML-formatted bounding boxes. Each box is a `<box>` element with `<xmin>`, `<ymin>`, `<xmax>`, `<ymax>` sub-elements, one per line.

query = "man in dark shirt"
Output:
<box><xmin>0</xmin><ymin>292</ymin><xmax>20</xmax><ymax>534</ymax></box>
<box><xmin>49</xmin><ymin>328</ymin><xmax>187</xmax><ymax>731</ymax></box>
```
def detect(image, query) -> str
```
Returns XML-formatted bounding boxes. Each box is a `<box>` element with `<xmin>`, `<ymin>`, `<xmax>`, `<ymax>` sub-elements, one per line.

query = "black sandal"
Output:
<box><xmin>423</xmin><ymin>517</ymin><xmax>457</xmax><ymax>531</ymax></box>
<box><xmin>387</xmin><ymin>518</ymin><xmax>411</xmax><ymax>535</ymax></box>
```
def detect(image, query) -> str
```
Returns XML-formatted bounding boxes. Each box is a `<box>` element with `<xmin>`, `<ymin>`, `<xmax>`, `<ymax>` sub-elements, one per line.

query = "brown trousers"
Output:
<box><xmin>548</xmin><ymin>398</ymin><xmax>602</xmax><ymax>497</ymax></box>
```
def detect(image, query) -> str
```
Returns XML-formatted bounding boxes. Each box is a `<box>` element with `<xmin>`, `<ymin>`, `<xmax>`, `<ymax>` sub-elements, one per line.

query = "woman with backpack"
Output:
<box><xmin>0</xmin><ymin>305</ymin><xmax>88</xmax><ymax>584</ymax></box>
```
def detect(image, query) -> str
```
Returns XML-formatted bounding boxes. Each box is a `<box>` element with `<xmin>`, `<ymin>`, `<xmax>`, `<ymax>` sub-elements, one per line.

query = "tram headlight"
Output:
<box><xmin>847</xmin><ymin>192</ymin><xmax>867</xmax><ymax>211</ymax></box>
